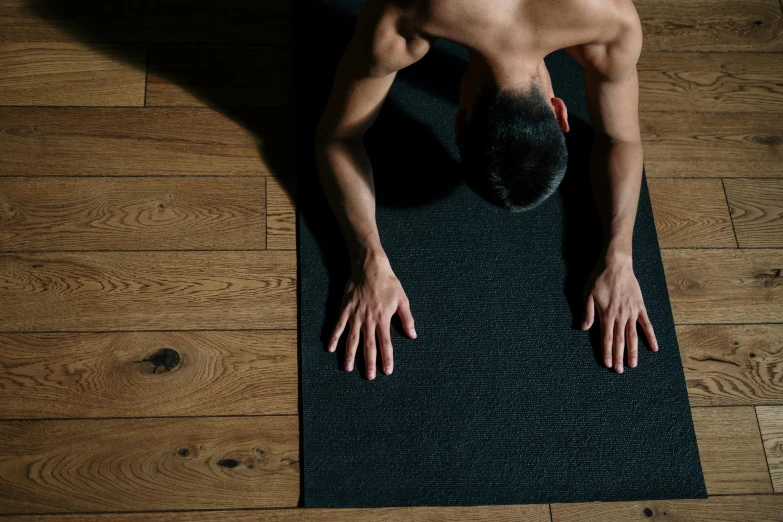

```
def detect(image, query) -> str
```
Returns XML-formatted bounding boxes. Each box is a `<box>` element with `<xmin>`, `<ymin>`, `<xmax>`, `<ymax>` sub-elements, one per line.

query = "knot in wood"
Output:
<box><xmin>141</xmin><ymin>347</ymin><xmax>181</xmax><ymax>374</ymax></box>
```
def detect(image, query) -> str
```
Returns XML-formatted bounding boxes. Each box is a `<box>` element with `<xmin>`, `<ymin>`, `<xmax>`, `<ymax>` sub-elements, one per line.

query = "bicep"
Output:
<box><xmin>316</xmin><ymin>0</ymin><xmax>430</xmax><ymax>141</ymax></box>
<box><xmin>581</xmin><ymin>11</ymin><xmax>642</xmax><ymax>143</ymax></box>
<box><xmin>583</xmin><ymin>65</ymin><xmax>640</xmax><ymax>144</ymax></box>
<box><xmin>315</xmin><ymin>44</ymin><xmax>398</xmax><ymax>141</ymax></box>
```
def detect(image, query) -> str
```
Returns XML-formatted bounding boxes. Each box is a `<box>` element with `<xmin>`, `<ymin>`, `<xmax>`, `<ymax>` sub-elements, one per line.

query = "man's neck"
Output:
<box><xmin>468</xmin><ymin>48</ymin><xmax>546</xmax><ymax>95</ymax></box>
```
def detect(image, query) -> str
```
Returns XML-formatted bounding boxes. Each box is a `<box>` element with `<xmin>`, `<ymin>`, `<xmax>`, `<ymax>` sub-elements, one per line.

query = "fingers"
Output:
<box><xmin>378</xmin><ymin>320</ymin><xmax>394</xmax><ymax>375</ymax></box>
<box><xmin>639</xmin><ymin>309</ymin><xmax>659</xmax><ymax>352</ymax></box>
<box><xmin>363</xmin><ymin>320</ymin><xmax>377</xmax><ymax>380</ymax></box>
<box><xmin>602</xmin><ymin>313</ymin><xmax>614</xmax><ymax>369</ymax></box>
<box><xmin>582</xmin><ymin>293</ymin><xmax>595</xmax><ymax>330</ymax></box>
<box><xmin>627</xmin><ymin>318</ymin><xmax>638</xmax><ymax>368</ymax></box>
<box><xmin>328</xmin><ymin>305</ymin><xmax>351</xmax><ymax>352</ymax></box>
<box><xmin>613</xmin><ymin>316</ymin><xmax>626</xmax><ymax>373</ymax></box>
<box><xmin>344</xmin><ymin>319</ymin><xmax>361</xmax><ymax>372</ymax></box>
<box><xmin>397</xmin><ymin>296</ymin><xmax>417</xmax><ymax>339</ymax></box>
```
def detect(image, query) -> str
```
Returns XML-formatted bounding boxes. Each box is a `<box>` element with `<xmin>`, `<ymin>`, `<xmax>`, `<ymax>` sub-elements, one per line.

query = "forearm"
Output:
<box><xmin>588</xmin><ymin>137</ymin><xmax>644</xmax><ymax>263</ymax></box>
<box><xmin>314</xmin><ymin>136</ymin><xmax>387</xmax><ymax>266</ymax></box>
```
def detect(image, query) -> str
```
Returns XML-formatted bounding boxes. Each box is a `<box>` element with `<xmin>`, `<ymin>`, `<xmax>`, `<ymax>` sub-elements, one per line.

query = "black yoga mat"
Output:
<box><xmin>294</xmin><ymin>0</ymin><xmax>707</xmax><ymax>507</ymax></box>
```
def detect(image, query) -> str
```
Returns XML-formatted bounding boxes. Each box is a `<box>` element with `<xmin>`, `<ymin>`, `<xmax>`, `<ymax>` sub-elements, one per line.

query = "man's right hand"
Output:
<box><xmin>327</xmin><ymin>251</ymin><xmax>417</xmax><ymax>379</ymax></box>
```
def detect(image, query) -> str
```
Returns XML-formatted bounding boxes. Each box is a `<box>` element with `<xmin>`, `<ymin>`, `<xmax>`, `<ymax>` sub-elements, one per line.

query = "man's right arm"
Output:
<box><xmin>314</xmin><ymin>0</ymin><xmax>431</xmax><ymax>266</ymax></box>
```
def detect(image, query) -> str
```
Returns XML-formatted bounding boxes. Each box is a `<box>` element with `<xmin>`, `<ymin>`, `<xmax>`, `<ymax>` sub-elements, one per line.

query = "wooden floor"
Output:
<box><xmin>0</xmin><ymin>0</ymin><xmax>781</xmax><ymax>519</ymax></box>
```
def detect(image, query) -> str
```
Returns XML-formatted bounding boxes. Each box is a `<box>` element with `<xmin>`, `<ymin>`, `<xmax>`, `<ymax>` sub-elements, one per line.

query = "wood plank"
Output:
<box><xmin>0</xmin><ymin>251</ymin><xmax>296</xmax><ymax>331</ymax></box>
<box><xmin>640</xmin><ymin>111</ymin><xmax>782</xmax><ymax>178</ymax></box>
<box><xmin>0</xmin><ymin>177</ymin><xmax>266</xmax><ymax>251</ymax></box>
<box><xmin>0</xmin><ymin>0</ymin><xmax>292</xmax><ymax>44</ymax></box>
<box><xmin>0</xmin><ymin>416</ymin><xmax>299</xmax><ymax>513</ymax></box>
<box><xmin>756</xmin><ymin>406</ymin><xmax>783</xmax><ymax>493</ymax></box>
<box><xmin>0</xmin><ymin>505</ymin><xmax>551</xmax><ymax>521</ymax></box>
<box><xmin>661</xmin><ymin>249</ymin><xmax>783</xmax><ymax>324</ymax></box>
<box><xmin>0</xmin><ymin>107</ymin><xmax>294</xmax><ymax>176</ymax></box>
<box><xmin>691</xmin><ymin>406</ymin><xmax>772</xmax><ymax>494</ymax></box>
<box><xmin>0</xmin><ymin>331</ymin><xmax>297</xmax><ymax>419</ymax></box>
<box><xmin>756</xmin><ymin>405</ymin><xmax>783</xmax><ymax>493</ymax></box>
<box><xmin>724</xmin><ymin>178</ymin><xmax>783</xmax><ymax>247</ymax></box>
<box><xmin>552</xmin><ymin>494</ymin><xmax>783</xmax><ymax>521</ymax></box>
<box><xmin>267</xmin><ymin>175</ymin><xmax>297</xmax><ymax>250</ymax></box>
<box><xmin>0</xmin><ymin>42</ymin><xmax>146</xmax><ymax>106</ymax></box>
<box><xmin>0</xmin><ymin>410</ymin><xmax>774</xmax><ymax>514</ymax></box>
<box><xmin>678</xmin><ymin>324</ymin><xmax>783</xmax><ymax>406</ymax></box>
<box><xmin>634</xmin><ymin>0</ymin><xmax>783</xmax><ymax>52</ymax></box>
<box><xmin>647</xmin><ymin>178</ymin><xmax>736</xmax><ymax>248</ymax></box>
<box><xmin>637</xmin><ymin>52</ymin><xmax>783</xmax><ymax>112</ymax></box>
<box><xmin>145</xmin><ymin>44</ymin><xmax>293</xmax><ymax>107</ymax></box>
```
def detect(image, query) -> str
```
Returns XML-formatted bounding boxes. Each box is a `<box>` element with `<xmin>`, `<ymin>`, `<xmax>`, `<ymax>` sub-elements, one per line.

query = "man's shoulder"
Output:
<box><xmin>559</xmin><ymin>0</ymin><xmax>642</xmax><ymax>77</ymax></box>
<box><xmin>352</xmin><ymin>0</ymin><xmax>434</xmax><ymax>76</ymax></box>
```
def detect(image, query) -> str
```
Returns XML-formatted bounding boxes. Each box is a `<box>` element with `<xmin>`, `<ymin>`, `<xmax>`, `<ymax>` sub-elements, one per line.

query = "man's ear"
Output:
<box><xmin>551</xmin><ymin>97</ymin><xmax>569</xmax><ymax>133</ymax></box>
<box><xmin>454</xmin><ymin>109</ymin><xmax>466</xmax><ymax>147</ymax></box>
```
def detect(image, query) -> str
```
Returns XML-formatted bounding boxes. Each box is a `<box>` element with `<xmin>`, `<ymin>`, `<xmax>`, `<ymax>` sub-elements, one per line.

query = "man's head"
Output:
<box><xmin>455</xmin><ymin>60</ymin><xmax>570</xmax><ymax>212</ymax></box>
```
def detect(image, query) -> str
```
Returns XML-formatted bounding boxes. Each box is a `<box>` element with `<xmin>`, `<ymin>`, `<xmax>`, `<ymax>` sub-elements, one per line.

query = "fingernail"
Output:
<box><xmin>653</xmin><ymin>343</ymin><xmax>659</xmax><ymax>351</ymax></box>
<box><xmin>615</xmin><ymin>363</ymin><xmax>623</xmax><ymax>373</ymax></box>
<box><xmin>384</xmin><ymin>364</ymin><xmax>392</xmax><ymax>374</ymax></box>
<box><xmin>345</xmin><ymin>362</ymin><xmax>353</xmax><ymax>371</ymax></box>
<box><xmin>630</xmin><ymin>359</ymin><xmax>637</xmax><ymax>368</ymax></box>
<box><xmin>368</xmin><ymin>370</ymin><xmax>375</xmax><ymax>379</ymax></box>
<box><xmin>604</xmin><ymin>359</ymin><xmax>612</xmax><ymax>368</ymax></box>
<box><xmin>411</xmin><ymin>328</ymin><xmax>417</xmax><ymax>338</ymax></box>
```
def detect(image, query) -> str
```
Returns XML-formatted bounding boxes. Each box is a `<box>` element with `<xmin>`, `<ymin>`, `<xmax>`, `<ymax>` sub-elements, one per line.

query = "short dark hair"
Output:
<box><xmin>458</xmin><ymin>84</ymin><xmax>568</xmax><ymax>212</ymax></box>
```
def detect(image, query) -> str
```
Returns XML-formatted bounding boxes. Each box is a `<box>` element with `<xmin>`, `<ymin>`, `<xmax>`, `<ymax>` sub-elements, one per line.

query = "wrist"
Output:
<box><xmin>351</xmin><ymin>242</ymin><xmax>388</xmax><ymax>269</ymax></box>
<box><xmin>603</xmin><ymin>245</ymin><xmax>632</xmax><ymax>267</ymax></box>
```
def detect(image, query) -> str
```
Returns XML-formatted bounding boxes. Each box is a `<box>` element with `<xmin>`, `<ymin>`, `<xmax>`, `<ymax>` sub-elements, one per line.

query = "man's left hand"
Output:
<box><xmin>581</xmin><ymin>253</ymin><xmax>659</xmax><ymax>373</ymax></box>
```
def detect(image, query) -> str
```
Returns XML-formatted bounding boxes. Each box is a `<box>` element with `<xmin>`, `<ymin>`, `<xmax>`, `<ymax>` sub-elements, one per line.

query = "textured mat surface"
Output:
<box><xmin>295</xmin><ymin>0</ymin><xmax>707</xmax><ymax>507</ymax></box>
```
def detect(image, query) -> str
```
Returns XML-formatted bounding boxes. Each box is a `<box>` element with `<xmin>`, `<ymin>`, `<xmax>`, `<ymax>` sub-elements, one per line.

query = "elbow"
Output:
<box><xmin>314</xmin><ymin>124</ymin><xmax>328</xmax><ymax>153</ymax></box>
<box><xmin>315</xmin><ymin>126</ymin><xmax>363</xmax><ymax>153</ymax></box>
<box><xmin>314</xmin><ymin>120</ymin><xmax>331</xmax><ymax>146</ymax></box>
<box><xmin>315</xmin><ymin>116</ymin><xmax>367</xmax><ymax>147</ymax></box>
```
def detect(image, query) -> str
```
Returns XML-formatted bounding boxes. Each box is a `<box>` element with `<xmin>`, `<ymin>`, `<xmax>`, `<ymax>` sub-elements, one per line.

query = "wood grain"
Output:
<box><xmin>661</xmin><ymin>249</ymin><xmax>783</xmax><ymax>324</ymax></box>
<box><xmin>0</xmin><ymin>505</ymin><xmax>551</xmax><ymax>521</ymax></box>
<box><xmin>0</xmin><ymin>41</ymin><xmax>144</xmax><ymax>106</ymax></box>
<box><xmin>647</xmin><ymin>178</ymin><xmax>736</xmax><ymax>248</ymax></box>
<box><xmin>551</xmin><ymin>494</ymin><xmax>783</xmax><ymax>521</ymax></box>
<box><xmin>0</xmin><ymin>0</ymin><xmax>293</xmax><ymax>44</ymax></box>
<box><xmin>691</xmin><ymin>406</ymin><xmax>772</xmax><ymax>494</ymax></box>
<box><xmin>637</xmin><ymin>52</ymin><xmax>783</xmax><ymax>112</ymax></box>
<box><xmin>678</xmin><ymin>324</ymin><xmax>783</xmax><ymax>407</ymax></box>
<box><xmin>0</xmin><ymin>330</ymin><xmax>297</xmax><ymax>419</ymax></box>
<box><xmin>0</xmin><ymin>251</ymin><xmax>296</xmax><ymax>331</ymax></box>
<box><xmin>756</xmin><ymin>405</ymin><xmax>783</xmax><ymax>493</ymax></box>
<box><xmin>0</xmin><ymin>177</ymin><xmax>267</xmax><ymax>251</ymax></box>
<box><xmin>0</xmin><ymin>416</ymin><xmax>300</xmax><ymax>513</ymax></box>
<box><xmin>267</xmin><ymin>175</ymin><xmax>297</xmax><ymax>250</ymax></box>
<box><xmin>724</xmin><ymin>178</ymin><xmax>783</xmax><ymax>247</ymax></box>
<box><xmin>634</xmin><ymin>0</ymin><xmax>783</xmax><ymax>52</ymax></box>
<box><xmin>0</xmin><ymin>42</ymin><xmax>146</xmax><ymax>107</ymax></box>
<box><xmin>145</xmin><ymin>44</ymin><xmax>293</xmax><ymax>107</ymax></box>
<box><xmin>0</xmin><ymin>107</ymin><xmax>294</xmax><ymax>176</ymax></box>
<box><xmin>640</xmin><ymin>111</ymin><xmax>782</xmax><ymax>178</ymax></box>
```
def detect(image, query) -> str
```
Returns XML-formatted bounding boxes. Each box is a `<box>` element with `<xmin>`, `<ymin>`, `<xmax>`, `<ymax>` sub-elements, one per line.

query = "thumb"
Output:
<box><xmin>582</xmin><ymin>293</ymin><xmax>595</xmax><ymax>330</ymax></box>
<box><xmin>397</xmin><ymin>297</ymin><xmax>417</xmax><ymax>339</ymax></box>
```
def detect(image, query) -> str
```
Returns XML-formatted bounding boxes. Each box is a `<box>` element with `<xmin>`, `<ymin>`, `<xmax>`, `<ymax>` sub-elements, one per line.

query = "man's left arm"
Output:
<box><xmin>575</xmin><ymin>12</ymin><xmax>659</xmax><ymax>373</ymax></box>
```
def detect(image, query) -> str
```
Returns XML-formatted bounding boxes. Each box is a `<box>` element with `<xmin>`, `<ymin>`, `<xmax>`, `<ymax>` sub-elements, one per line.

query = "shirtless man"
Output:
<box><xmin>314</xmin><ymin>0</ymin><xmax>660</xmax><ymax>380</ymax></box>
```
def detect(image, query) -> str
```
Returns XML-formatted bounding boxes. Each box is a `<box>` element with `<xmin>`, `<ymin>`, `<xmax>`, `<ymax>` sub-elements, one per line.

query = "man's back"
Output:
<box><xmin>377</xmin><ymin>0</ymin><xmax>639</xmax><ymax>71</ymax></box>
